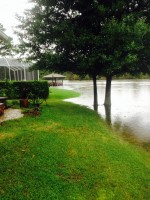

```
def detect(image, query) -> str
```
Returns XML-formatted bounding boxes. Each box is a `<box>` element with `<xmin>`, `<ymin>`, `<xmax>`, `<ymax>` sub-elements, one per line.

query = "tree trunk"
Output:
<box><xmin>92</xmin><ymin>74</ymin><xmax>98</xmax><ymax>111</ymax></box>
<box><xmin>104</xmin><ymin>104</ymin><xmax>111</xmax><ymax>125</ymax></box>
<box><xmin>104</xmin><ymin>75</ymin><xmax>112</xmax><ymax>106</ymax></box>
<box><xmin>20</xmin><ymin>98</ymin><xmax>29</xmax><ymax>108</ymax></box>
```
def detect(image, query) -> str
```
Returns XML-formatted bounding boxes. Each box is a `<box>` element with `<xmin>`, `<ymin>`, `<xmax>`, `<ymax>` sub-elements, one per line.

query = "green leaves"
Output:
<box><xmin>16</xmin><ymin>0</ymin><xmax>150</xmax><ymax>76</ymax></box>
<box><xmin>0</xmin><ymin>23</ymin><xmax>13</xmax><ymax>56</ymax></box>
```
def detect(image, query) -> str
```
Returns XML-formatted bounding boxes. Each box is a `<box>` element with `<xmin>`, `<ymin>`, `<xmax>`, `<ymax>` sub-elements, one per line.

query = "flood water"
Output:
<box><xmin>63</xmin><ymin>80</ymin><xmax>150</xmax><ymax>143</ymax></box>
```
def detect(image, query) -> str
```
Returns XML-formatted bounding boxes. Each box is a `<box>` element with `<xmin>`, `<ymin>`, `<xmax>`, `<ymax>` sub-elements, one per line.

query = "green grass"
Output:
<box><xmin>0</xmin><ymin>88</ymin><xmax>150</xmax><ymax>200</ymax></box>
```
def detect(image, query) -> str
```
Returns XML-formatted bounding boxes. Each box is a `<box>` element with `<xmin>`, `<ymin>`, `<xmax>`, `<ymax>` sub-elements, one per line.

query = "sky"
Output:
<box><xmin>0</xmin><ymin>0</ymin><xmax>32</xmax><ymax>43</ymax></box>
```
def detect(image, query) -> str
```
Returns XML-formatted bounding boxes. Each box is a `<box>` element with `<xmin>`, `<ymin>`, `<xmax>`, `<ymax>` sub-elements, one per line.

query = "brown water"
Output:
<box><xmin>63</xmin><ymin>80</ymin><xmax>150</xmax><ymax>143</ymax></box>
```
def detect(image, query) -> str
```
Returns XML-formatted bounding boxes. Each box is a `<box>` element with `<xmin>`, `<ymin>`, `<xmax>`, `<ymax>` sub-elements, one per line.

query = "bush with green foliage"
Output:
<box><xmin>0</xmin><ymin>81</ymin><xmax>49</xmax><ymax>104</ymax></box>
<box><xmin>13</xmin><ymin>81</ymin><xmax>49</xmax><ymax>104</ymax></box>
<box><xmin>0</xmin><ymin>81</ymin><xmax>14</xmax><ymax>98</ymax></box>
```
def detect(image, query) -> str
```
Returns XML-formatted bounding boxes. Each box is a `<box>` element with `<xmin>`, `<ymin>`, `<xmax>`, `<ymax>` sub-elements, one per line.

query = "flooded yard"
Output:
<box><xmin>63</xmin><ymin>80</ymin><xmax>150</xmax><ymax>143</ymax></box>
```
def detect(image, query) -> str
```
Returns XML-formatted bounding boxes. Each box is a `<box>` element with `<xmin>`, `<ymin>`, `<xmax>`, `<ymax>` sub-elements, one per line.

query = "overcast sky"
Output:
<box><xmin>0</xmin><ymin>0</ymin><xmax>32</xmax><ymax>43</ymax></box>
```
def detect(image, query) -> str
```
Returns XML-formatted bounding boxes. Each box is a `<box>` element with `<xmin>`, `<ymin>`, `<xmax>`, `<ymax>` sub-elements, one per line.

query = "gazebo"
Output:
<box><xmin>0</xmin><ymin>57</ymin><xmax>39</xmax><ymax>81</ymax></box>
<box><xmin>43</xmin><ymin>73</ymin><xmax>66</xmax><ymax>86</ymax></box>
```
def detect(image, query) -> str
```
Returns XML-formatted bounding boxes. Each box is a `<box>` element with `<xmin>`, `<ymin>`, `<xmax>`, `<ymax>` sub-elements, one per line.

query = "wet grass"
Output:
<box><xmin>0</xmin><ymin>88</ymin><xmax>150</xmax><ymax>200</ymax></box>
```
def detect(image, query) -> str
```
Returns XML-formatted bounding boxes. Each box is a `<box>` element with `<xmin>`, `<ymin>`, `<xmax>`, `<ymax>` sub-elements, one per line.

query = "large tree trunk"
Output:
<box><xmin>104</xmin><ymin>75</ymin><xmax>112</xmax><ymax>106</ymax></box>
<box><xmin>92</xmin><ymin>73</ymin><xmax>98</xmax><ymax>111</ymax></box>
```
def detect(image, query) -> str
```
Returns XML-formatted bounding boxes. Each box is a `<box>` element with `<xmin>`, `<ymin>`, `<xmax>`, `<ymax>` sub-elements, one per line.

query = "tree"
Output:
<box><xmin>0</xmin><ymin>24</ymin><xmax>12</xmax><ymax>56</ymax></box>
<box><xmin>128</xmin><ymin>0</ymin><xmax>150</xmax><ymax>75</ymax></box>
<box><xmin>16</xmin><ymin>0</ymin><xmax>107</xmax><ymax>109</ymax></box>
<box><xmin>100</xmin><ymin>16</ymin><xmax>150</xmax><ymax>105</ymax></box>
<box><xmin>16</xmin><ymin>0</ymin><xmax>150</xmax><ymax>108</ymax></box>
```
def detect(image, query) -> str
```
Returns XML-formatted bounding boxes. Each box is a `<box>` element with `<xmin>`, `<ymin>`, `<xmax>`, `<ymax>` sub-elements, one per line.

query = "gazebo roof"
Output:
<box><xmin>43</xmin><ymin>73</ymin><xmax>66</xmax><ymax>80</ymax></box>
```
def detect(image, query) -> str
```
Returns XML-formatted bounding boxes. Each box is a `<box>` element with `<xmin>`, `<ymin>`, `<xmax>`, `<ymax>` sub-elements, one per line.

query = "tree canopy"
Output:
<box><xmin>16</xmin><ymin>0</ymin><xmax>150</xmax><ymax>106</ymax></box>
<box><xmin>0</xmin><ymin>24</ymin><xmax>12</xmax><ymax>56</ymax></box>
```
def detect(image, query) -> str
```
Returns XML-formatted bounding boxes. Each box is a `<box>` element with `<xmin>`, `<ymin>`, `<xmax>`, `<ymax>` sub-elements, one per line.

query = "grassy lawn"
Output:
<box><xmin>0</xmin><ymin>88</ymin><xmax>150</xmax><ymax>200</ymax></box>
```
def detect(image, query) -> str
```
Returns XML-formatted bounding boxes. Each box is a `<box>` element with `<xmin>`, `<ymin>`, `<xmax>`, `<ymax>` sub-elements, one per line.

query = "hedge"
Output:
<box><xmin>0</xmin><ymin>81</ymin><xmax>49</xmax><ymax>104</ymax></box>
<box><xmin>0</xmin><ymin>81</ymin><xmax>13</xmax><ymax>98</ymax></box>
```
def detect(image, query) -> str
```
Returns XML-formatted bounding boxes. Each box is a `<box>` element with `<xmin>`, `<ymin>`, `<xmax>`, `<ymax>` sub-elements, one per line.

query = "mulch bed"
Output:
<box><xmin>23</xmin><ymin>108</ymin><xmax>41</xmax><ymax>116</ymax></box>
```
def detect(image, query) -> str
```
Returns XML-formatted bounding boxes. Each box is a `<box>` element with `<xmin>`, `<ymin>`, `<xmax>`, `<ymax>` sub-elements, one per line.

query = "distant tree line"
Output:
<box><xmin>40</xmin><ymin>71</ymin><xmax>150</xmax><ymax>81</ymax></box>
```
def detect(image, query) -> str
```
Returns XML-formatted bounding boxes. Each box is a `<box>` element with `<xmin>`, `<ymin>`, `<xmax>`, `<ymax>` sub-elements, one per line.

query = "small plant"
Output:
<box><xmin>28</xmin><ymin>92</ymin><xmax>43</xmax><ymax>107</ymax></box>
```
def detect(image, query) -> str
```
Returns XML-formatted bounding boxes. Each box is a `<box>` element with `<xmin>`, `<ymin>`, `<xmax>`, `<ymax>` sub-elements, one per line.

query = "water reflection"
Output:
<box><xmin>63</xmin><ymin>80</ymin><xmax>150</xmax><ymax>143</ymax></box>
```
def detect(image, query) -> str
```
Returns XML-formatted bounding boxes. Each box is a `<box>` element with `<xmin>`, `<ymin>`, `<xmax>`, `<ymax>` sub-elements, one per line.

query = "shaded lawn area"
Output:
<box><xmin>0</xmin><ymin>88</ymin><xmax>150</xmax><ymax>200</ymax></box>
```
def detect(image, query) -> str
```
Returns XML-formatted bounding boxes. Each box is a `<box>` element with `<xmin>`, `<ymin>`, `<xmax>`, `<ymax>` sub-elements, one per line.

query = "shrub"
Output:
<box><xmin>0</xmin><ymin>81</ymin><xmax>14</xmax><ymax>98</ymax></box>
<box><xmin>13</xmin><ymin>81</ymin><xmax>49</xmax><ymax>104</ymax></box>
<box><xmin>0</xmin><ymin>81</ymin><xmax>49</xmax><ymax>105</ymax></box>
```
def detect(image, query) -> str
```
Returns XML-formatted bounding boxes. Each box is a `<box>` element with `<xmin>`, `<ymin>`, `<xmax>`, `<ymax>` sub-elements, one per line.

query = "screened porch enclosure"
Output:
<box><xmin>0</xmin><ymin>58</ymin><xmax>39</xmax><ymax>81</ymax></box>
